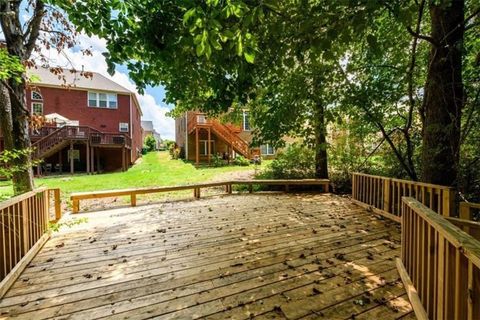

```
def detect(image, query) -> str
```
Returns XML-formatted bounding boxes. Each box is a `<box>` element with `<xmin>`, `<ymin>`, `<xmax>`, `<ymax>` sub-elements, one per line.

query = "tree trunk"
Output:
<box><xmin>10</xmin><ymin>80</ymin><xmax>35</xmax><ymax>194</ymax></box>
<box><xmin>314</xmin><ymin>103</ymin><xmax>329</xmax><ymax>179</ymax></box>
<box><xmin>421</xmin><ymin>0</ymin><xmax>464</xmax><ymax>186</ymax></box>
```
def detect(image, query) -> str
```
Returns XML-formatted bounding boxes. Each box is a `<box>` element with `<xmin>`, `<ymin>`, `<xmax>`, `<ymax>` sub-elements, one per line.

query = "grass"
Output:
<box><xmin>0</xmin><ymin>151</ymin><xmax>269</xmax><ymax>203</ymax></box>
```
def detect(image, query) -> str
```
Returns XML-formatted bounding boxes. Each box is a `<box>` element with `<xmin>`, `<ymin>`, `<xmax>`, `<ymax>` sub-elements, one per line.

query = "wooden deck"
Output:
<box><xmin>0</xmin><ymin>193</ymin><xmax>415</xmax><ymax>319</ymax></box>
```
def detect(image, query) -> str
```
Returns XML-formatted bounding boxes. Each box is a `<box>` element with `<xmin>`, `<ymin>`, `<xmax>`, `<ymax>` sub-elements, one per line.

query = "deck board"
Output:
<box><xmin>0</xmin><ymin>193</ymin><xmax>414</xmax><ymax>319</ymax></box>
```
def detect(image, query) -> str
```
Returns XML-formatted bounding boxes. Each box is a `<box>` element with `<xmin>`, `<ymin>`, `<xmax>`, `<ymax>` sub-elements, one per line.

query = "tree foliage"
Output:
<box><xmin>53</xmin><ymin>0</ymin><xmax>480</xmax><ymax>193</ymax></box>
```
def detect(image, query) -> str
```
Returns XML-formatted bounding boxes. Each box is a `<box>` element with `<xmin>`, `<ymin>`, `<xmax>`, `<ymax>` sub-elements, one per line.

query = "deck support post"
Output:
<box><xmin>207</xmin><ymin>127</ymin><xmax>211</xmax><ymax>164</ymax></box>
<box><xmin>96</xmin><ymin>148</ymin><xmax>100</xmax><ymax>173</ymax></box>
<box><xmin>58</xmin><ymin>151</ymin><xmax>62</xmax><ymax>173</ymax></box>
<box><xmin>90</xmin><ymin>146</ymin><xmax>95</xmax><ymax>174</ymax></box>
<box><xmin>86</xmin><ymin>141</ymin><xmax>90</xmax><ymax>174</ymax></box>
<box><xmin>122</xmin><ymin>147</ymin><xmax>126</xmax><ymax>172</ymax></box>
<box><xmin>70</xmin><ymin>142</ymin><xmax>74</xmax><ymax>174</ymax></box>
<box><xmin>195</xmin><ymin>127</ymin><xmax>199</xmax><ymax>165</ymax></box>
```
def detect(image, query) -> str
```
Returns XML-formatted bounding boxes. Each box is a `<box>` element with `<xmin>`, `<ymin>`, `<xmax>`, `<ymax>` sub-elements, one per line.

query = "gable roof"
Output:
<box><xmin>27</xmin><ymin>67</ymin><xmax>133</xmax><ymax>94</ymax></box>
<box><xmin>28</xmin><ymin>67</ymin><xmax>143</xmax><ymax>116</ymax></box>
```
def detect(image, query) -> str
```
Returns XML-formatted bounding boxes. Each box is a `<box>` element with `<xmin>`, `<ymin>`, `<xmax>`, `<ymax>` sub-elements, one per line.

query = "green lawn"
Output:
<box><xmin>0</xmin><ymin>151</ymin><xmax>268</xmax><ymax>202</ymax></box>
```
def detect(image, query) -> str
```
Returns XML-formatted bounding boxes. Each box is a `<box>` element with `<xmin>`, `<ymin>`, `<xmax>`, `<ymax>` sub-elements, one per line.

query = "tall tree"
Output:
<box><xmin>421</xmin><ymin>0</ymin><xmax>466</xmax><ymax>186</ymax></box>
<box><xmin>0</xmin><ymin>0</ymin><xmax>83</xmax><ymax>194</ymax></box>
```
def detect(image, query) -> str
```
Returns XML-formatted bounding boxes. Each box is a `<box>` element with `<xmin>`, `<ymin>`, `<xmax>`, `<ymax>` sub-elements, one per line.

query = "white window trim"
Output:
<box><xmin>88</xmin><ymin>91</ymin><xmax>118</xmax><ymax>109</ymax></box>
<box><xmin>242</xmin><ymin>111</ymin><xmax>250</xmax><ymax>131</ymax></box>
<box><xmin>31</xmin><ymin>91</ymin><xmax>43</xmax><ymax>101</ymax></box>
<box><xmin>31</xmin><ymin>102</ymin><xmax>43</xmax><ymax>115</ymax></box>
<box><xmin>199</xmin><ymin>140</ymin><xmax>215</xmax><ymax>156</ymax></box>
<box><xmin>119</xmin><ymin>122</ymin><xmax>129</xmax><ymax>132</ymax></box>
<box><xmin>260</xmin><ymin>144</ymin><xmax>275</xmax><ymax>155</ymax></box>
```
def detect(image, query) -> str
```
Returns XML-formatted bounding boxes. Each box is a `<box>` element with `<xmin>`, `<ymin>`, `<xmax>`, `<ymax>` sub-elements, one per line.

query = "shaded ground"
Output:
<box><xmin>0</xmin><ymin>193</ymin><xmax>414</xmax><ymax>319</ymax></box>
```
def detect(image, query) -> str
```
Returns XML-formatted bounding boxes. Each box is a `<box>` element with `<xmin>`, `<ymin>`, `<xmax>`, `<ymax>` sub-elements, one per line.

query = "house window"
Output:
<box><xmin>31</xmin><ymin>91</ymin><xmax>43</xmax><ymax>100</ymax></box>
<box><xmin>243</xmin><ymin>111</ymin><xmax>250</xmax><ymax>131</ymax></box>
<box><xmin>32</xmin><ymin>102</ymin><xmax>43</xmax><ymax>115</ymax></box>
<box><xmin>199</xmin><ymin>140</ymin><xmax>215</xmax><ymax>155</ymax></box>
<box><xmin>108</xmin><ymin>94</ymin><xmax>117</xmax><ymax>108</ymax></box>
<box><xmin>88</xmin><ymin>91</ymin><xmax>118</xmax><ymax>109</ymax></box>
<box><xmin>119</xmin><ymin>122</ymin><xmax>129</xmax><ymax>132</ymax></box>
<box><xmin>260</xmin><ymin>144</ymin><xmax>275</xmax><ymax>155</ymax></box>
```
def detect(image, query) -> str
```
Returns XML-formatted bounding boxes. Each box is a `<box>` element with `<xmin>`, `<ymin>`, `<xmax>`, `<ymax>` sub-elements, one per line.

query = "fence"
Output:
<box><xmin>399</xmin><ymin>197</ymin><xmax>480</xmax><ymax>319</ymax></box>
<box><xmin>351</xmin><ymin>172</ymin><xmax>455</xmax><ymax>221</ymax></box>
<box><xmin>0</xmin><ymin>188</ymin><xmax>61</xmax><ymax>297</ymax></box>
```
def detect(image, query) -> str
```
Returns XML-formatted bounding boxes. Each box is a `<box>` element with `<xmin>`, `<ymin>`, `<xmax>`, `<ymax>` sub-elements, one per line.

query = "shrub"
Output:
<box><xmin>211</xmin><ymin>154</ymin><xmax>225</xmax><ymax>167</ymax></box>
<box><xmin>260</xmin><ymin>143</ymin><xmax>315</xmax><ymax>179</ymax></box>
<box><xmin>144</xmin><ymin>135</ymin><xmax>157</xmax><ymax>152</ymax></box>
<box><xmin>169</xmin><ymin>144</ymin><xmax>180</xmax><ymax>159</ymax></box>
<box><xmin>233</xmin><ymin>155</ymin><xmax>250</xmax><ymax>166</ymax></box>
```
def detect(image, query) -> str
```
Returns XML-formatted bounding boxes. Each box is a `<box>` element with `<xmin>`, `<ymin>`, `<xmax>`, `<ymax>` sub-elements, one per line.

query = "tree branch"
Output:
<box><xmin>24</xmin><ymin>0</ymin><xmax>45</xmax><ymax>58</ymax></box>
<box><xmin>406</xmin><ymin>25</ymin><xmax>439</xmax><ymax>46</ymax></box>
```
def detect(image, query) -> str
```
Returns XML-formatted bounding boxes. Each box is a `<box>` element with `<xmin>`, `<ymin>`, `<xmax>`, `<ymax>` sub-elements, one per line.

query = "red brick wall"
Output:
<box><xmin>130</xmin><ymin>96</ymin><xmax>143</xmax><ymax>163</ymax></box>
<box><xmin>27</xmin><ymin>86</ymin><xmax>130</xmax><ymax>133</ymax></box>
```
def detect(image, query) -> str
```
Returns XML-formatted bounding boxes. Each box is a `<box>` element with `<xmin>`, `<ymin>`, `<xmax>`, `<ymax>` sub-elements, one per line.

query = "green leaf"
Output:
<box><xmin>244</xmin><ymin>50</ymin><xmax>255</xmax><ymax>63</ymax></box>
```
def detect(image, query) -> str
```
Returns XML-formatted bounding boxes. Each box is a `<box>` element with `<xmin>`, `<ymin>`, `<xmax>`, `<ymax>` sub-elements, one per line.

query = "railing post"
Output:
<box><xmin>54</xmin><ymin>189</ymin><xmax>61</xmax><ymax>222</ymax></box>
<box><xmin>459</xmin><ymin>202</ymin><xmax>471</xmax><ymax>235</ymax></box>
<box><xmin>131</xmin><ymin>194</ymin><xmax>137</xmax><ymax>207</ymax></box>
<box><xmin>442</xmin><ymin>188</ymin><xmax>455</xmax><ymax>217</ymax></box>
<box><xmin>21</xmin><ymin>199</ymin><xmax>29</xmax><ymax>255</ymax></box>
<box><xmin>72</xmin><ymin>199</ymin><xmax>79</xmax><ymax>214</ymax></box>
<box><xmin>383</xmin><ymin>178</ymin><xmax>391</xmax><ymax>213</ymax></box>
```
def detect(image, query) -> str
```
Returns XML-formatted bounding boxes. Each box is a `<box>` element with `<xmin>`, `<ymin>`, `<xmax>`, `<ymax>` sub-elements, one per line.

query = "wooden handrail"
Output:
<box><xmin>70</xmin><ymin>179</ymin><xmax>330</xmax><ymax>213</ymax></box>
<box><xmin>351</xmin><ymin>172</ymin><xmax>455</xmax><ymax>221</ymax></box>
<box><xmin>0</xmin><ymin>188</ymin><xmax>62</xmax><ymax>297</ymax></box>
<box><xmin>457</xmin><ymin>202</ymin><xmax>480</xmax><ymax>239</ymax></box>
<box><xmin>187</xmin><ymin>112</ymin><xmax>250</xmax><ymax>157</ymax></box>
<box><xmin>399</xmin><ymin>197</ymin><xmax>480</xmax><ymax>319</ymax></box>
<box><xmin>32</xmin><ymin>125</ymin><xmax>131</xmax><ymax>159</ymax></box>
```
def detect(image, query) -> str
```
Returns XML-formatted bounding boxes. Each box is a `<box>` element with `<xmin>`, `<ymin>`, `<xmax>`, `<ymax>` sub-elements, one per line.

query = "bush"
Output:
<box><xmin>260</xmin><ymin>143</ymin><xmax>315</xmax><ymax>179</ymax></box>
<box><xmin>233</xmin><ymin>155</ymin><xmax>250</xmax><ymax>166</ymax></box>
<box><xmin>144</xmin><ymin>135</ymin><xmax>157</xmax><ymax>152</ymax></box>
<box><xmin>168</xmin><ymin>143</ymin><xmax>180</xmax><ymax>159</ymax></box>
<box><xmin>211</xmin><ymin>154</ymin><xmax>225</xmax><ymax>167</ymax></box>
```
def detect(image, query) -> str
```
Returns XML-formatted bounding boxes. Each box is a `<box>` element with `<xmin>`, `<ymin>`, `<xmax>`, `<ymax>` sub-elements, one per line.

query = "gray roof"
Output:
<box><xmin>141</xmin><ymin>121</ymin><xmax>155</xmax><ymax>132</ymax></box>
<box><xmin>27</xmin><ymin>67</ymin><xmax>133</xmax><ymax>94</ymax></box>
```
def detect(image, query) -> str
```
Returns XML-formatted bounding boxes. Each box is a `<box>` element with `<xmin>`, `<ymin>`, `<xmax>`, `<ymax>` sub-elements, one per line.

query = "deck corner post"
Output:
<box><xmin>324</xmin><ymin>182</ymin><xmax>329</xmax><ymax>193</ymax></box>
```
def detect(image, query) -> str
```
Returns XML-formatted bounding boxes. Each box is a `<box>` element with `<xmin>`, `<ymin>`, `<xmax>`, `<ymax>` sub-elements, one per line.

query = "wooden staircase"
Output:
<box><xmin>187</xmin><ymin>113</ymin><xmax>250</xmax><ymax>158</ymax></box>
<box><xmin>31</xmin><ymin>125</ymin><xmax>131</xmax><ymax>160</ymax></box>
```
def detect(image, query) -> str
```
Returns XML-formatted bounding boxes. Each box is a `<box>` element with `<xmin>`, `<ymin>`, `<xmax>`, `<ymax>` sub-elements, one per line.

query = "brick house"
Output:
<box><xmin>0</xmin><ymin>67</ymin><xmax>143</xmax><ymax>174</ymax></box>
<box><xmin>175</xmin><ymin>111</ymin><xmax>276</xmax><ymax>164</ymax></box>
<box><xmin>141</xmin><ymin>120</ymin><xmax>162</xmax><ymax>150</ymax></box>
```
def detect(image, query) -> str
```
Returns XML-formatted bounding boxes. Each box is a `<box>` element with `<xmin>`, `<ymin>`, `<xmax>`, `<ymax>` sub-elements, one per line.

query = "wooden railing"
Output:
<box><xmin>398</xmin><ymin>197</ymin><xmax>480</xmax><ymax>320</ymax></box>
<box><xmin>0</xmin><ymin>188</ymin><xmax>61</xmax><ymax>297</ymax></box>
<box><xmin>351</xmin><ymin>172</ymin><xmax>455</xmax><ymax>221</ymax></box>
<box><xmin>70</xmin><ymin>179</ymin><xmax>330</xmax><ymax>213</ymax></box>
<box><xmin>32</xmin><ymin>125</ymin><xmax>131</xmax><ymax>159</ymax></box>
<box><xmin>449</xmin><ymin>202</ymin><xmax>480</xmax><ymax>240</ymax></box>
<box><xmin>187</xmin><ymin>112</ymin><xmax>250</xmax><ymax>157</ymax></box>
